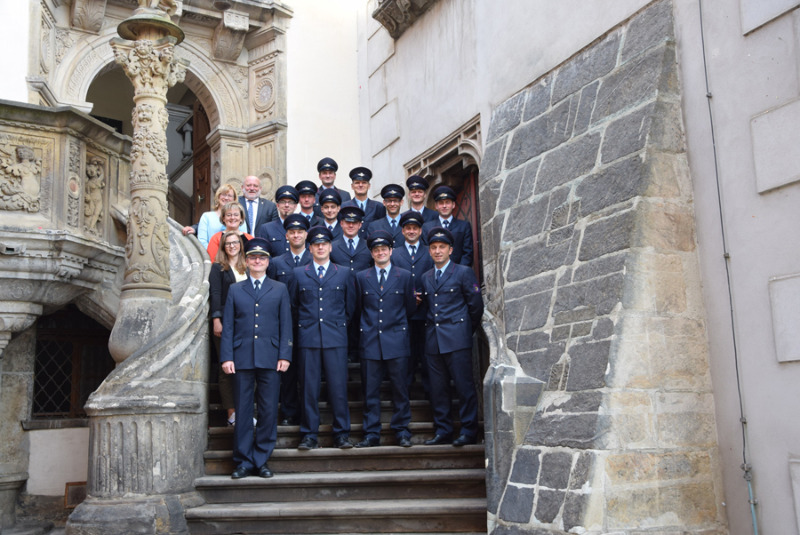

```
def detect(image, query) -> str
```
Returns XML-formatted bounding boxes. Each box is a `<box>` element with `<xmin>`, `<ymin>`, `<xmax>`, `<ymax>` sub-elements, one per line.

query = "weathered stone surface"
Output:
<box><xmin>481</xmin><ymin>175</ymin><xmax>503</xmax><ymax>221</ymax></box>
<box><xmin>566</xmin><ymin>340</ymin><xmax>610</xmax><ymax>390</ymax></box>
<box><xmin>553</xmin><ymin>32</ymin><xmax>620</xmax><ymax>103</ymax></box>
<box><xmin>648</xmin><ymin>100</ymin><xmax>685</xmax><ymax>153</ymax></box>
<box><xmin>535</xmin><ymin>133</ymin><xmax>601</xmax><ymax>194</ymax></box>
<box><xmin>498</xmin><ymin>484</ymin><xmax>534</xmax><ymax>524</ymax></box>
<box><xmin>569</xmin><ymin>452</ymin><xmax>594</xmax><ymax>490</ymax></box>
<box><xmin>540</xmin><ymin>391</ymin><xmax>602</xmax><ymax>414</ymax></box>
<box><xmin>482</xmin><ymin>137</ymin><xmax>507</xmax><ymax>180</ymax></box>
<box><xmin>554</xmin><ymin>306</ymin><xmax>595</xmax><ymax>325</ymax></box>
<box><xmin>504</xmin><ymin>196</ymin><xmax>550</xmax><ymax>242</ymax></box>
<box><xmin>539</xmin><ymin>452</ymin><xmax>573</xmax><ymax>489</ymax></box>
<box><xmin>578</xmin><ymin>211</ymin><xmax>636</xmax><ymax>261</ymax></box>
<box><xmin>518</xmin><ymin>342</ymin><xmax>566</xmax><ymax>384</ymax></box>
<box><xmin>601</xmin><ymin>104</ymin><xmax>654</xmax><ymax>164</ymax></box>
<box><xmin>592</xmin><ymin>44</ymin><xmax>677</xmax><ymax>125</ymax></box>
<box><xmin>554</xmin><ymin>273</ymin><xmax>624</xmax><ymax>316</ymax></box>
<box><xmin>513</xmin><ymin>331</ymin><xmax>552</xmax><ymax>354</ymax></box>
<box><xmin>497</xmin><ymin>167</ymin><xmax>526</xmax><ymax>212</ymax></box>
<box><xmin>510</xmin><ymin>447</ymin><xmax>541</xmax><ymax>485</ymax></box>
<box><xmin>523</xmin><ymin>75</ymin><xmax>553</xmax><ymax>121</ymax></box>
<box><xmin>562</xmin><ymin>491</ymin><xmax>591</xmax><ymax>531</ymax></box>
<box><xmin>534</xmin><ymin>488</ymin><xmax>565</xmax><ymax>523</ymax></box>
<box><xmin>506</xmin><ymin>99</ymin><xmax>573</xmax><ymax>168</ymax></box>
<box><xmin>503</xmin><ymin>293</ymin><xmax>551</xmax><ymax>332</ymax></box>
<box><xmin>573</xmin><ymin>82</ymin><xmax>599</xmax><ymax>136</ymax></box>
<box><xmin>573</xmin><ymin>252</ymin><xmax>627</xmax><ymax>282</ymax></box>
<box><xmin>636</xmin><ymin>201</ymin><xmax>697</xmax><ymax>252</ymax></box>
<box><xmin>508</xmin><ymin>239</ymin><xmax>573</xmax><ymax>281</ymax></box>
<box><xmin>552</xmin><ymin>325</ymin><xmax>570</xmax><ymax>341</ymax></box>
<box><xmin>488</xmin><ymin>92</ymin><xmax>527</xmax><ymax>142</ymax></box>
<box><xmin>606</xmin><ymin>481</ymin><xmax>718</xmax><ymax>529</ymax></box>
<box><xmin>577</xmin><ymin>155</ymin><xmax>646</xmax><ymax>214</ymax></box>
<box><xmin>592</xmin><ymin>317</ymin><xmax>615</xmax><ymax>340</ymax></box>
<box><xmin>527</xmin><ymin>413</ymin><xmax>609</xmax><ymax>449</ymax></box>
<box><xmin>572</xmin><ymin>321</ymin><xmax>593</xmax><ymax>337</ymax></box>
<box><xmin>621</xmin><ymin>0</ymin><xmax>675</xmax><ymax>63</ymax></box>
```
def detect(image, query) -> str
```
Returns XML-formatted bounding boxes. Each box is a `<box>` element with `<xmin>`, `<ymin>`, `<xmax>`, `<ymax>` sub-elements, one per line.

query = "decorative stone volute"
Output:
<box><xmin>372</xmin><ymin>0</ymin><xmax>439</xmax><ymax>39</ymax></box>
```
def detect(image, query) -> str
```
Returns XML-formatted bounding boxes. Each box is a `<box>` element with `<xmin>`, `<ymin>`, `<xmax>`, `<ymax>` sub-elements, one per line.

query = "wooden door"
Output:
<box><xmin>192</xmin><ymin>101</ymin><xmax>211</xmax><ymax>220</ymax></box>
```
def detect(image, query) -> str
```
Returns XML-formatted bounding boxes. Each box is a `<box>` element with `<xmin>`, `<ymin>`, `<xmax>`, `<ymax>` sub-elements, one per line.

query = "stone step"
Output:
<box><xmin>204</xmin><ymin>443</ymin><xmax>485</xmax><ymax>476</ymax></box>
<box><xmin>195</xmin><ymin>468</ymin><xmax>486</xmax><ymax>503</ymax></box>
<box><xmin>185</xmin><ymin>497</ymin><xmax>488</xmax><ymax>534</ymax></box>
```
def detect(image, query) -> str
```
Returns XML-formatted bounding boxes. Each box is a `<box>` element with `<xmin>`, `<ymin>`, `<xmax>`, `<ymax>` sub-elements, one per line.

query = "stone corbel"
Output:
<box><xmin>0</xmin><ymin>302</ymin><xmax>43</xmax><ymax>357</ymax></box>
<box><xmin>212</xmin><ymin>10</ymin><xmax>249</xmax><ymax>62</ymax></box>
<box><xmin>70</xmin><ymin>0</ymin><xmax>108</xmax><ymax>34</ymax></box>
<box><xmin>372</xmin><ymin>0</ymin><xmax>438</xmax><ymax>39</ymax></box>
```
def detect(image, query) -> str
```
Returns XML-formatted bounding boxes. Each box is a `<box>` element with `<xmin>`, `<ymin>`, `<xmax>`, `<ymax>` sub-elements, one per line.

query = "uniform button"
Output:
<box><xmin>379</xmin><ymin>330</ymin><xmax>382</xmax><ymax>334</ymax></box>
<box><xmin>320</xmin><ymin>297</ymin><xmax>323</xmax><ymax>301</ymax></box>
<box><xmin>379</xmin><ymin>320</ymin><xmax>382</xmax><ymax>323</ymax></box>
<box><xmin>435</xmin><ymin>304</ymin><xmax>438</xmax><ymax>307</ymax></box>
<box><xmin>320</xmin><ymin>318</ymin><xmax>324</xmax><ymax>321</ymax></box>
<box><xmin>435</xmin><ymin>323</ymin><xmax>439</xmax><ymax>327</ymax></box>
<box><xmin>379</xmin><ymin>309</ymin><xmax>383</xmax><ymax>313</ymax></box>
<box><xmin>320</xmin><ymin>308</ymin><xmax>323</xmax><ymax>311</ymax></box>
<box><xmin>255</xmin><ymin>303</ymin><xmax>259</xmax><ymax>307</ymax></box>
<box><xmin>254</xmin><ymin>324</ymin><xmax>259</xmax><ymax>328</ymax></box>
<box><xmin>255</xmin><ymin>313</ymin><xmax>259</xmax><ymax>317</ymax></box>
<box><xmin>435</xmin><ymin>314</ymin><xmax>438</xmax><ymax>317</ymax></box>
<box><xmin>255</xmin><ymin>335</ymin><xmax>259</xmax><ymax>339</ymax></box>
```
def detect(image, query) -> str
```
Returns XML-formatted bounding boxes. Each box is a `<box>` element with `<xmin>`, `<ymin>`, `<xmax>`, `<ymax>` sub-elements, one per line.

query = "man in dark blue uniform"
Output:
<box><xmin>318</xmin><ymin>188</ymin><xmax>343</xmax><ymax>241</ymax></box>
<box><xmin>290</xmin><ymin>226</ymin><xmax>355</xmax><ymax>450</ymax></box>
<box><xmin>314</xmin><ymin>157</ymin><xmax>351</xmax><ymax>217</ymax></box>
<box><xmin>341</xmin><ymin>167</ymin><xmax>385</xmax><ymax>232</ymax></box>
<box><xmin>354</xmin><ymin>231</ymin><xmax>416</xmax><ymax>448</ymax></box>
<box><xmin>221</xmin><ymin>237</ymin><xmax>293</xmax><ymax>478</ymax></box>
<box><xmin>420</xmin><ymin>227</ymin><xmax>483</xmax><ymax>447</ymax></box>
<box><xmin>368</xmin><ymin>183</ymin><xmax>405</xmax><ymax>244</ymax></box>
<box><xmin>268</xmin><ymin>214</ymin><xmax>311</xmax><ymax>426</ymax></box>
<box><xmin>421</xmin><ymin>185</ymin><xmax>473</xmax><ymax>266</ymax></box>
<box><xmin>296</xmin><ymin>180</ymin><xmax>322</xmax><ymax>227</ymax></box>
<box><xmin>392</xmin><ymin>211</ymin><xmax>433</xmax><ymax>394</ymax></box>
<box><xmin>256</xmin><ymin>184</ymin><xmax>299</xmax><ymax>257</ymax></box>
<box><xmin>402</xmin><ymin>175</ymin><xmax>438</xmax><ymax>223</ymax></box>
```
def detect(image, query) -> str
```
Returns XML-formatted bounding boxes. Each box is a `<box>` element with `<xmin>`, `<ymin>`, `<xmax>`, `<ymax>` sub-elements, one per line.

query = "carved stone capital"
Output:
<box><xmin>212</xmin><ymin>10</ymin><xmax>249</xmax><ymax>62</ymax></box>
<box><xmin>372</xmin><ymin>0</ymin><xmax>439</xmax><ymax>39</ymax></box>
<box><xmin>111</xmin><ymin>37</ymin><xmax>189</xmax><ymax>100</ymax></box>
<box><xmin>70</xmin><ymin>0</ymin><xmax>108</xmax><ymax>34</ymax></box>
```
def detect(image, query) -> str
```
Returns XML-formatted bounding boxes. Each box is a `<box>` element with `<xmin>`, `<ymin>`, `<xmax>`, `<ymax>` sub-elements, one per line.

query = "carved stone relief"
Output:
<box><xmin>252</xmin><ymin>58</ymin><xmax>277</xmax><ymax>121</ymax></box>
<box><xmin>372</xmin><ymin>0</ymin><xmax>439</xmax><ymax>39</ymax></box>
<box><xmin>66</xmin><ymin>140</ymin><xmax>82</xmax><ymax>228</ymax></box>
<box><xmin>212</xmin><ymin>10</ymin><xmax>248</xmax><ymax>62</ymax></box>
<box><xmin>0</xmin><ymin>145</ymin><xmax>42</xmax><ymax>213</ymax></box>
<box><xmin>55</xmin><ymin>29</ymin><xmax>77</xmax><ymax>67</ymax></box>
<box><xmin>84</xmin><ymin>156</ymin><xmax>106</xmax><ymax>234</ymax></box>
<box><xmin>70</xmin><ymin>0</ymin><xmax>108</xmax><ymax>34</ymax></box>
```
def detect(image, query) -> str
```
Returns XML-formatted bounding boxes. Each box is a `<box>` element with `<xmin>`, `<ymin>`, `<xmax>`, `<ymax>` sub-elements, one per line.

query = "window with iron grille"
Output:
<box><xmin>33</xmin><ymin>305</ymin><xmax>115</xmax><ymax>419</ymax></box>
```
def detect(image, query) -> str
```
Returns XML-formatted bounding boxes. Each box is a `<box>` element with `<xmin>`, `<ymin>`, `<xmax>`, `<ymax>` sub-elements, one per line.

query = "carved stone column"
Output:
<box><xmin>107</xmin><ymin>0</ymin><xmax>188</xmax><ymax>364</ymax></box>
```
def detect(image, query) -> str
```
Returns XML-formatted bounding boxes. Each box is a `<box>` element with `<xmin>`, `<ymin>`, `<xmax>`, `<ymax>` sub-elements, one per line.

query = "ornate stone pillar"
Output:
<box><xmin>107</xmin><ymin>0</ymin><xmax>188</xmax><ymax>364</ymax></box>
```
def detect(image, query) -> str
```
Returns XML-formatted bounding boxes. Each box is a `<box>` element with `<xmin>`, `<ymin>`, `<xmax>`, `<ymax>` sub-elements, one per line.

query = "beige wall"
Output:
<box><xmin>0</xmin><ymin>1</ymin><xmax>32</xmax><ymax>102</ymax></box>
<box><xmin>27</xmin><ymin>429</ymin><xmax>89</xmax><ymax>496</ymax></box>
<box><xmin>285</xmin><ymin>0</ymin><xmax>362</xmax><ymax>192</ymax></box>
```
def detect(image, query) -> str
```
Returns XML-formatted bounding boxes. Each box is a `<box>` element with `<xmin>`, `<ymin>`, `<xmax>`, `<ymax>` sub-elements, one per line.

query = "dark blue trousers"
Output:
<box><xmin>426</xmin><ymin>348</ymin><xmax>478</xmax><ymax>438</ymax></box>
<box><xmin>298</xmin><ymin>347</ymin><xmax>351</xmax><ymax>439</ymax></box>
<box><xmin>360</xmin><ymin>356</ymin><xmax>411</xmax><ymax>440</ymax></box>
<box><xmin>232</xmin><ymin>368</ymin><xmax>280</xmax><ymax>470</ymax></box>
<box><xmin>279</xmin><ymin>344</ymin><xmax>300</xmax><ymax>421</ymax></box>
<box><xmin>406</xmin><ymin>319</ymin><xmax>429</xmax><ymax>396</ymax></box>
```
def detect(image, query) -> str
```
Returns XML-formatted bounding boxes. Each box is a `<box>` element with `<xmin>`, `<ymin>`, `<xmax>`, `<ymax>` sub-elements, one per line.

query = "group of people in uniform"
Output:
<box><xmin>206</xmin><ymin>157</ymin><xmax>484</xmax><ymax>480</ymax></box>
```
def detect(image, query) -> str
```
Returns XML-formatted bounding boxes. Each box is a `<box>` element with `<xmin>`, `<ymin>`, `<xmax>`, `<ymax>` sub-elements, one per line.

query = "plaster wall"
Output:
<box><xmin>27</xmin><ymin>428</ymin><xmax>89</xmax><ymax>496</ymax></box>
<box><xmin>673</xmin><ymin>0</ymin><xmax>800</xmax><ymax>533</ymax></box>
<box><xmin>285</xmin><ymin>0</ymin><xmax>362</xmax><ymax>191</ymax></box>
<box><xmin>0</xmin><ymin>2</ymin><xmax>31</xmax><ymax>102</ymax></box>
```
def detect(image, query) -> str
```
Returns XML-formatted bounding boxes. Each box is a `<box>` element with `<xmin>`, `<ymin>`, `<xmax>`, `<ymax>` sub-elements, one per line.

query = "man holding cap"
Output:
<box><xmin>290</xmin><ymin>226</ymin><xmax>355</xmax><ymax>450</ymax></box>
<box><xmin>354</xmin><ymin>230</ymin><xmax>416</xmax><ymax>448</ymax></box>
<box><xmin>369</xmin><ymin>183</ymin><xmax>405</xmax><ymax>244</ymax></box>
<box><xmin>256</xmin><ymin>184</ymin><xmax>299</xmax><ymax>257</ymax></box>
<box><xmin>221</xmin><ymin>237</ymin><xmax>293</xmax><ymax>478</ymax></box>
<box><xmin>421</xmin><ymin>185</ymin><xmax>474</xmax><ymax>266</ymax></box>
<box><xmin>403</xmin><ymin>175</ymin><xmax>438</xmax><ymax>223</ymax></box>
<box><xmin>419</xmin><ymin>227</ymin><xmax>484</xmax><ymax>447</ymax></box>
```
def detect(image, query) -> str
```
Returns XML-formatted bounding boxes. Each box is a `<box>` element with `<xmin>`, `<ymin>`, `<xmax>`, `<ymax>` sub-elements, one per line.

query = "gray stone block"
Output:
<box><xmin>498</xmin><ymin>484</ymin><xmax>534</xmax><ymax>524</ymax></box>
<box><xmin>573</xmin><ymin>252</ymin><xmax>627</xmax><ymax>282</ymax></box>
<box><xmin>508</xmin><ymin>272</ymin><xmax>558</xmax><ymax>298</ymax></box>
<box><xmin>562</xmin><ymin>491</ymin><xmax>591</xmax><ymax>531</ymax></box>
<box><xmin>507</xmin><ymin>238</ymin><xmax>573</xmax><ymax>282</ymax></box>
<box><xmin>592</xmin><ymin>317</ymin><xmax>615</xmax><ymax>340</ymax></box>
<box><xmin>510</xmin><ymin>447</ymin><xmax>541</xmax><ymax>485</ymax></box>
<box><xmin>488</xmin><ymin>92</ymin><xmax>527</xmax><ymax>142</ymax></box>
<box><xmin>518</xmin><ymin>342</ymin><xmax>566</xmax><ymax>383</ymax></box>
<box><xmin>568</xmin><ymin>452</ymin><xmax>595</xmax><ymax>490</ymax></box>
<box><xmin>535</xmin><ymin>489</ymin><xmax>565</xmax><ymax>524</ymax></box>
<box><xmin>503</xmin><ymin>293</ymin><xmax>551</xmax><ymax>332</ymax></box>
<box><xmin>535</xmin><ymin>133</ymin><xmax>601</xmax><ymax>195</ymax></box>
<box><xmin>481</xmin><ymin>175</ymin><xmax>503</xmax><ymax>219</ymax></box>
<box><xmin>578</xmin><ymin>155</ymin><xmax>646</xmax><ymax>215</ymax></box>
<box><xmin>553</xmin><ymin>32</ymin><xmax>620</xmax><ymax>104</ymax></box>
<box><xmin>506</xmin><ymin>99</ymin><xmax>573</xmax><ymax>168</ymax></box>
<box><xmin>566</xmin><ymin>340</ymin><xmax>611</xmax><ymax>390</ymax></box>
<box><xmin>526</xmin><ymin>413</ymin><xmax>609</xmax><ymax>449</ymax></box>
<box><xmin>497</xmin><ymin>166</ymin><xmax>526</xmax><ymax>212</ymax></box>
<box><xmin>482</xmin><ymin>214</ymin><xmax>506</xmax><ymax>265</ymax></box>
<box><xmin>572</xmin><ymin>321</ymin><xmax>592</xmax><ymax>337</ymax></box>
<box><xmin>554</xmin><ymin>306</ymin><xmax>595</xmax><ymax>325</ymax></box>
<box><xmin>601</xmin><ymin>103</ymin><xmax>654</xmax><ymax>164</ymax></box>
<box><xmin>552</xmin><ymin>325</ymin><xmax>570</xmax><ymax>341</ymax></box>
<box><xmin>553</xmin><ymin>273</ymin><xmax>624</xmax><ymax>316</ymax></box>
<box><xmin>541</xmin><ymin>391</ymin><xmax>602</xmax><ymax>414</ymax></box>
<box><xmin>523</xmin><ymin>75</ymin><xmax>553</xmax><ymax>121</ymax></box>
<box><xmin>517</xmin><ymin>380</ymin><xmax>544</xmax><ymax>407</ymax></box>
<box><xmin>514</xmin><ymin>331</ymin><xmax>552</xmax><ymax>353</ymax></box>
<box><xmin>519</xmin><ymin>159</ymin><xmax>542</xmax><ymax>202</ymax></box>
<box><xmin>505</xmin><ymin>198</ymin><xmax>550</xmax><ymax>243</ymax></box>
<box><xmin>482</xmin><ymin>137</ymin><xmax>507</xmax><ymax>180</ymax></box>
<box><xmin>573</xmin><ymin>82</ymin><xmax>599</xmax><ymax>136</ymax></box>
<box><xmin>578</xmin><ymin>211</ymin><xmax>636</xmax><ymax>261</ymax></box>
<box><xmin>539</xmin><ymin>452</ymin><xmax>573</xmax><ymax>491</ymax></box>
<box><xmin>592</xmin><ymin>43</ymin><xmax>677</xmax><ymax>125</ymax></box>
<box><xmin>621</xmin><ymin>0</ymin><xmax>675</xmax><ymax>63</ymax></box>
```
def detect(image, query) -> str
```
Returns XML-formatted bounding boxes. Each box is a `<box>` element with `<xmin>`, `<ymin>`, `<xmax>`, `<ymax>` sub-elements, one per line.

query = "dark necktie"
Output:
<box><xmin>318</xmin><ymin>265</ymin><xmax>325</xmax><ymax>279</ymax></box>
<box><xmin>306</xmin><ymin>214</ymin><xmax>312</xmax><ymax>222</ymax></box>
<box><xmin>435</xmin><ymin>269</ymin><xmax>442</xmax><ymax>282</ymax></box>
<box><xmin>379</xmin><ymin>268</ymin><xmax>386</xmax><ymax>287</ymax></box>
<box><xmin>328</xmin><ymin>225</ymin><xmax>334</xmax><ymax>232</ymax></box>
<box><xmin>348</xmin><ymin>238</ymin><xmax>355</xmax><ymax>254</ymax></box>
<box><xmin>359</xmin><ymin>201</ymin><xmax>365</xmax><ymax>211</ymax></box>
<box><xmin>409</xmin><ymin>244</ymin><xmax>416</xmax><ymax>260</ymax></box>
<box><xmin>443</xmin><ymin>219</ymin><xmax>450</xmax><ymax>229</ymax></box>
<box><xmin>254</xmin><ymin>279</ymin><xmax>261</xmax><ymax>294</ymax></box>
<box><xmin>294</xmin><ymin>255</ymin><xmax>300</xmax><ymax>266</ymax></box>
<box><xmin>247</xmin><ymin>200</ymin><xmax>255</xmax><ymax>231</ymax></box>
<box><xmin>390</xmin><ymin>219</ymin><xmax>396</xmax><ymax>231</ymax></box>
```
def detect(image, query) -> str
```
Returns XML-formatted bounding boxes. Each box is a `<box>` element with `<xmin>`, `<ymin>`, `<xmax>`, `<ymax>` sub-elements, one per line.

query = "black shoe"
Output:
<box><xmin>424</xmin><ymin>434</ymin><xmax>452</xmax><ymax>446</ymax></box>
<box><xmin>355</xmin><ymin>436</ymin><xmax>380</xmax><ymax>448</ymax></box>
<box><xmin>334</xmin><ymin>435</ymin><xmax>354</xmax><ymax>449</ymax></box>
<box><xmin>397</xmin><ymin>436</ymin><xmax>413</xmax><ymax>448</ymax></box>
<box><xmin>258</xmin><ymin>464</ymin><xmax>274</xmax><ymax>478</ymax></box>
<box><xmin>297</xmin><ymin>436</ymin><xmax>319</xmax><ymax>450</ymax></box>
<box><xmin>452</xmin><ymin>434</ymin><xmax>477</xmax><ymax>447</ymax></box>
<box><xmin>280</xmin><ymin>417</ymin><xmax>299</xmax><ymax>426</ymax></box>
<box><xmin>231</xmin><ymin>466</ymin><xmax>254</xmax><ymax>479</ymax></box>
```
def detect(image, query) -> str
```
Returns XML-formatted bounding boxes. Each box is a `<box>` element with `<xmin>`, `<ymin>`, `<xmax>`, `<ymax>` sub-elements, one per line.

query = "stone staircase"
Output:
<box><xmin>185</xmin><ymin>363</ymin><xmax>488</xmax><ymax>534</ymax></box>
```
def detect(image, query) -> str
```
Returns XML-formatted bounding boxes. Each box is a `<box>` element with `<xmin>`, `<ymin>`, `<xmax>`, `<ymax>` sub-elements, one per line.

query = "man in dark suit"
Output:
<box><xmin>341</xmin><ymin>167</ymin><xmax>385</xmax><ymax>232</ymax></box>
<box><xmin>354</xmin><ymin>231</ymin><xmax>416</xmax><ymax>448</ymax></box>
<box><xmin>402</xmin><ymin>175</ymin><xmax>438</xmax><ymax>223</ymax></box>
<box><xmin>419</xmin><ymin>227</ymin><xmax>484</xmax><ymax>447</ymax></box>
<box><xmin>368</xmin><ymin>183</ymin><xmax>405</xmax><ymax>244</ymax></box>
<box><xmin>256</xmin><ymin>184</ymin><xmax>298</xmax><ymax>258</ymax></box>
<box><xmin>421</xmin><ymin>185</ymin><xmax>473</xmax><ymax>266</ymax></box>
<box><xmin>268</xmin><ymin>214</ymin><xmax>311</xmax><ymax>426</ymax></box>
<box><xmin>296</xmin><ymin>180</ymin><xmax>322</xmax><ymax>227</ymax></box>
<box><xmin>318</xmin><ymin>188</ymin><xmax>343</xmax><ymax>241</ymax></box>
<box><xmin>239</xmin><ymin>175</ymin><xmax>278</xmax><ymax>235</ymax></box>
<box><xmin>289</xmin><ymin>226</ymin><xmax>355</xmax><ymax>450</ymax></box>
<box><xmin>314</xmin><ymin>157</ymin><xmax>351</xmax><ymax>216</ymax></box>
<box><xmin>220</xmin><ymin>237</ymin><xmax>293</xmax><ymax>479</ymax></box>
<box><xmin>392</xmin><ymin>211</ymin><xmax>433</xmax><ymax>394</ymax></box>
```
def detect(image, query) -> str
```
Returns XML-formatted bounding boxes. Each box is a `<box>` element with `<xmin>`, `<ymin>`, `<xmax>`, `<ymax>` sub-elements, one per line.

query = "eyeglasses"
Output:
<box><xmin>224</xmin><ymin>242</ymin><xmax>240</xmax><ymax>248</ymax></box>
